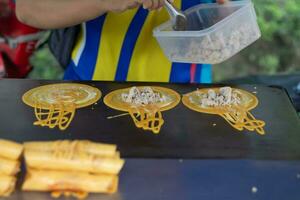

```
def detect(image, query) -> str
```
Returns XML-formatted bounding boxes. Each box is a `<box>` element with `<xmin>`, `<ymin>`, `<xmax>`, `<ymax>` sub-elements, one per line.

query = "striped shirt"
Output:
<box><xmin>65</xmin><ymin>0</ymin><xmax>215</xmax><ymax>83</ymax></box>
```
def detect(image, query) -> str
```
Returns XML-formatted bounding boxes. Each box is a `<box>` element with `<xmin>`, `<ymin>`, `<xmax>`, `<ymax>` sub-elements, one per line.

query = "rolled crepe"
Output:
<box><xmin>0</xmin><ymin>175</ymin><xmax>17</xmax><ymax>197</ymax></box>
<box><xmin>22</xmin><ymin>170</ymin><xmax>118</xmax><ymax>194</ymax></box>
<box><xmin>0</xmin><ymin>139</ymin><xmax>23</xmax><ymax>160</ymax></box>
<box><xmin>0</xmin><ymin>157</ymin><xmax>20</xmax><ymax>176</ymax></box>
<box><xmin>24</xmin><ymin>140</ymin><xmax>117</xmax><ymax>157</ymax></box>
<box><xmin>24</xmin><ymin>150</ymin><xmax>124</xmax><ymax>175</ymax></box>
<box><xmin>114</xmin><ymin>151</ymin><xmax>120</xmax><ymax>159</ymax></box>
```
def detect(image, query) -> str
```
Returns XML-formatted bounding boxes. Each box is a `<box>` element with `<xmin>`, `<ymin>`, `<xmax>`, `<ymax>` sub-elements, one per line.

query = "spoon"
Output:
<box><xmin>164</xmin><ymin>0</ymin><xmax>188</xmax><ymax>31</ymax></box>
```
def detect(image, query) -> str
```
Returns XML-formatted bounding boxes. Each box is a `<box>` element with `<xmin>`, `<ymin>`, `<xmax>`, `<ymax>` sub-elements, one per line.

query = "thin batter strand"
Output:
<box><xmin>220</xmin><ymin>106</ymin><xmax>265</xmax><ymax>135</ymax></box>
<box><xmin>34</xmin><ymin>102</ymin><xmax>76</xmax><ymax>131</ymax></box>
<box><xmin>128</xmin><ymin>106</ymin><xmax>164</xmax><ymax>134</ymax></box>
<box><xmin>23</xmin><ymin>83</ymin><xmax>101</xmax><ymax>131</ymax></box>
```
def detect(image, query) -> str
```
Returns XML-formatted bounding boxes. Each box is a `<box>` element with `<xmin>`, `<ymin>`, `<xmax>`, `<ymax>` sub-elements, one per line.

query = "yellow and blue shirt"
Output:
<box><xmin>64</xmin><ymin>0</ymin><xmax>215</xmax><ymax>83</ymax></box>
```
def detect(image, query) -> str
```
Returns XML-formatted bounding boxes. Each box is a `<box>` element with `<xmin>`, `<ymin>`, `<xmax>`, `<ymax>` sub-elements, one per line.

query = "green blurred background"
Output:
<box><xmin>28</xmin><ymin>0</ymin><xmax>300</xmax><ymax>81</ymax></box>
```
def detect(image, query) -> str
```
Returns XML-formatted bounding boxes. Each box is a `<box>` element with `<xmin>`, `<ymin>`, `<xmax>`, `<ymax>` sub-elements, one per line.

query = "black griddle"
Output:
<box><xmin>0</xmin><ymin>79</ymin><xmax>299</xmax><ymax>160</ymax></box>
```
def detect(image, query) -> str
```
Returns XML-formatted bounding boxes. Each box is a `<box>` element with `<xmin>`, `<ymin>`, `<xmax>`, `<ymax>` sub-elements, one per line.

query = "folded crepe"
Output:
<box><xmin>24</xmin><ymin>149</ymin><xmax>124</xmax><ymax>175</ymax></box>
<box><xmin>0</xmin><ymin>139</ymin><xmax>23</xmax><ymax>160</ymax></box>
<box><xmin>24</xmin><ymin>140</ymin><xmax>117</xmax><ymax>157</ymax></box>
<box><xmin>0</xmin><ymin>157</ymin><xmax>20</xmax><ymax>176</ymax></box>
<box><xmin>0</xmin><ymin>175</ymin><xmax>17</xmax><ymax>197</ymax></box>
<box><xmin>22</xmin><ymin>170</ymin><xmax>118</xmax><ymax>195</ymax></box>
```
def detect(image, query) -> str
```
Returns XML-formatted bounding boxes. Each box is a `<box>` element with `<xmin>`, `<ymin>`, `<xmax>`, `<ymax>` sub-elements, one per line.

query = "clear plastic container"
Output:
<box><xmin>153</xmin><ymin>0</ymin><xmax>261</xmax><ymax>64</ymax></box>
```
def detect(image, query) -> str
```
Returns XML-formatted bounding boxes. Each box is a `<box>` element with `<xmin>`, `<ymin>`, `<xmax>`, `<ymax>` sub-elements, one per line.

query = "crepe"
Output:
<box><xmin>0</xmin><ymin>175</ymin><xmax>17</xmax><ymax>197</ymax></box>
<box><xmin>0</xmin><ymin>139</ymin><xmax>23</xmax><ymax>160</ymax></box>
<box><xmin>22</xmin><ymin>83</ymin><xmax>101</xmax><ymax>131</ymax></box>
<box><xmin>23</xmin><ymin>140</ymin><xmax>124</xmax><ymax>199</ymax></box>
<box><xmin>182</xmin><ymin>87</ymin><xmax>265</xmax><ymax>135</ymax></box>
<box><xmin>0</xmin><ymin>157</ymin><xmax>20</xmax><ymax>176</ymax></box>
<box><xmin>0</xmin><ymin>140</ymin><xmax>23</xmax><ymax>197</ymax></box>
<box><xmin>104</xmin><ymin>86</ymin><xmax>181</xmax><ymax>134</ymax></box>
<box><xmin>24</xmin><ymin>150</ymin><xmax>124</xmax><ymax>175</ymax></box>
<box><xmin>22</xmin><ymin>170</ymin><xmax>118</xmax><ymax>198</ymax></box>
<box><xmin>24</xmin><ymin>140</ymin><xmax>117</xmax><ymax>157</ymax></box>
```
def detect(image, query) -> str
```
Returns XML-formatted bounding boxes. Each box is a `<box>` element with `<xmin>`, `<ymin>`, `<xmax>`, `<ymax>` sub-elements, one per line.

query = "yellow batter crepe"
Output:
<box><xmin>0</xmin><ymin>175</ymin><xmax>17</xmax><ymax>197</ymax></box>
<box><xmin>22</xmin><ymin>170</ymin><xmax>118</xmax><ymax>198</ymax></box>
<box><xmin>0</xmin><ymin>158</ymin><xmax>20</xmax><ymax>176</ymax></box>
<box><xmin>0</xmin><ymin>139</ymin><xmax>23</xmax><ymax>160</ymax></box>
<box><xmin>0</xmin><ymin>140</ymin><xmax>23</xmax><ymax>197</ymax></box>
<box><xmin>182</xmin><ymin>87</ymin><xmax>265</xmax><ymax>135</ymax></box>
<box><xmin>22</xmin><ymin>140</ymin><xmax>124</xmax><ymax>199</ymax></box>
<box><xmin>24</xmin><ymin>150</ymin><xmax>124</xmax><ymax>175</ymax></box>
<box><xmin>22</xmin><ymin>83</ymin><xmax>101</xmax><ymax>131</ymax></box>
<box><xmin>24</xmin><ymin>140</ymin><xmax>117</xmax><ymax>157</ymax></box>
<box><xmin>104</xmin><ymin>86</ymin><xmax>180</xmax><ymax>134</ymax></box>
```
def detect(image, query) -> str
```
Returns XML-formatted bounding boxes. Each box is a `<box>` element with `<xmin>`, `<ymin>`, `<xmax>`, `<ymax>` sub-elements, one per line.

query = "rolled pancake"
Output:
<box><xmin>24</xmin><ymin>140</ymin><xmax>117</xmax><ymax>157</ymax></box>
<box><xmin>24</xmin><ymin>150</ymin><xmax>124</xmax><ymax>175</ymax></box>
<box><xmin>0</xmin><ymin>139</ymin><xmax>23</xmax><ymax>160</ymax></box>
<box><xmin>0</xmin><ymin>175</ymin><xmax>16</xmax><ymax>197</ymax></box>
<box><xmin>22</xmin><ymin>170</ymin><xmax>118</xmax><ymax>194</ymax></box>
<box><xmin>0</xmin><ymin>157</ymin><xmax>20</xmax><ymax>176</ymax></box>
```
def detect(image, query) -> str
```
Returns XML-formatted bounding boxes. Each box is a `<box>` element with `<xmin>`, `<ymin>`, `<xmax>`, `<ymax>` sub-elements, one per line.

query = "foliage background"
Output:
<box><xmin>213</xmin><ymin>0</ymin><xmax>300</xmax><ymax>81</ymax></box>
<box><xmin>29</xmin><ymin>0</ymin><xmax>300</xmax><ymax>81</ymax></box>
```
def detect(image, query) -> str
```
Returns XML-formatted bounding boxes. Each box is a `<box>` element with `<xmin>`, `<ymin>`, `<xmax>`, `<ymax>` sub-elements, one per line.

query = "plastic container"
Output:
<box><xmin>153</xmin><ymin>0</ymin><xmax>261</xmax><ymax>64</ymax></box>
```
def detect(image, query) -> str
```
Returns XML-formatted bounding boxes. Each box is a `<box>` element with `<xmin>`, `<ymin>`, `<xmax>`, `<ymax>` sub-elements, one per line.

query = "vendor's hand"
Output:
<box><xmin>104</xmin><ymin>0</ymin><xmax>140</xmax><ymax>12</ymax></box>
<box><xmin>138</xmin><ymin>0</ymin><xmax>165</xmax><ymax>10</ymax></box>
<box><xmin>105</xmin><ymin>0</ymin><xmax>166</xmax><ymax>12</ymax></box>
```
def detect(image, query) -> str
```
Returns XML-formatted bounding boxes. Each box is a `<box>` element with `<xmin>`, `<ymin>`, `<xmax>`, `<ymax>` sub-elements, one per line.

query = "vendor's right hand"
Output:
<box><xmin>105</xmin><ymin>0</ymin><xmax>166</xmax><ymax>12</ymax></box>
<box><xmin>139</xmin><ymin>0</ymin><xmax>166</xmax><ymax>10</ymax></box>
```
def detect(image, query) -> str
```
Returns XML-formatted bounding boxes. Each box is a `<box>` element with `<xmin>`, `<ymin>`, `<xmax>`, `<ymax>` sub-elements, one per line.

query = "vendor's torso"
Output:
<box><xmin>69</xmin><ymin>0</ymin><xmax>214</xmax><ymax>83</ymax></box>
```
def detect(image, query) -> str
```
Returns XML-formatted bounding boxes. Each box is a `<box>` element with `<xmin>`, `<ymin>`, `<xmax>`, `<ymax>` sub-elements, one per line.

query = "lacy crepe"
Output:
<box><xmin>104</xmin><ymin>86</ymin><xmax>181</xmax><ymax>134</ymax></box>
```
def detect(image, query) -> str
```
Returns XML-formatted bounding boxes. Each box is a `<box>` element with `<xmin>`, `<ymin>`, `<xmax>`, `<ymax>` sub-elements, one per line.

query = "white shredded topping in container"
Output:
<box><xmin>197</xmin><ymin>87</ymin><xmax>241</xmax><ymax>107</ymax></box>
<box><xmin>121</xmin><ymin>87</ymin><xmax>167</xmax><ymax>106</ymax></box>
<box><xmin>170</xmin><ymin>23</ymin><xmax>260</xmax><ymax>64</ymax></box>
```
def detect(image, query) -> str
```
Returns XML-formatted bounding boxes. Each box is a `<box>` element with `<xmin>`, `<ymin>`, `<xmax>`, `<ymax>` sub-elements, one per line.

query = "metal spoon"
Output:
<box><xmin>164</xmin><ymin>0</ymin><xmax>188</xmax><ymax>31</ymax></box>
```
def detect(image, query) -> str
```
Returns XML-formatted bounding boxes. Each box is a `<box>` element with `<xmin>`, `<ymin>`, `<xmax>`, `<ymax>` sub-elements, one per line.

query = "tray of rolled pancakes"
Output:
<box><xmin>0</xmin><ymin>139</ymin><xmax>23</xmax><ymax>197</ymax></box>
<box><xmin>22</xmin><ymin>140</ymin><xmax>125</xmax><ymax>199</ymax></box>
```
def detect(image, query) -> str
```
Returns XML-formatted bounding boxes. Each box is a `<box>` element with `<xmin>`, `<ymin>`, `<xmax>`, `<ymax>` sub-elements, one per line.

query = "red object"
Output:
<box><xmin>190</xmin><ymin>63</ymin><xmax>197</xmax><ymax>83</ymax></box>
<box><xmin>0</xmin><ymin>0</ymin><xmax>40</xmax><ymax>78</ymax></box>
<box><xmin>0</xmin><ymin>53</ymin><xmax>5</xmax><ymax>77</ymax></box>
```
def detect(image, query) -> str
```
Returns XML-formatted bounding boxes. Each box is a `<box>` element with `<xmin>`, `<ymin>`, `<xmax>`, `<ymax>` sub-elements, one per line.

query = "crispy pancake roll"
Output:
<box><xmin>114</xmin><ymin>151</ymin><xmax>120</xmax><ymax>159</ymax></box>
<box><xmin>22</xmin><ymin>170</ymin><xmax>118</xmax><ymax>195</ymax></box>
<box><xmin>0</xmin><ymin>157</ymin><xmax>20</xmax><ymax>176</ymax></box>
<box><xmin>0</xmin><ymin>139</ymin><xmax>23</xmax><ymax>160</ymax></box>
<box><xmin>24</xmin><ymin>150</ymin><xmax>124</xmax><ymax>175</ymax></box>
<box><xmin>0</xmin><ymin>175</ymin><xmax>17</xmax><ymax>197</ymax></box>
<box><xmin>24</xmin><ymin>140</ymin><xmax>117</xmax><ymax>157</ymax></box>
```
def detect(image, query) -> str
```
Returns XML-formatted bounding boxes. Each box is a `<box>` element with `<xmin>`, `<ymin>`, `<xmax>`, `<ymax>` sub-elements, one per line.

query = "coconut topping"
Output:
<box><xmin>121</xmin><ymin>87</ymin><xmax>167</xmax><ymax>106</ymax></box>
<box><xmin>197</xmin><ymin>87</ymin><xmax>241</xmax><ymax>107</ymax></box>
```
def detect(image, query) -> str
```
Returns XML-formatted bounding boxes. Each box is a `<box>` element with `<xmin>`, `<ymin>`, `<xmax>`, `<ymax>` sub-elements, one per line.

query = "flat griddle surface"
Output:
<box><xmin>0</xmin><ymin>79</ymin><xmax>299</xmax><ymax>160</ymax></box>
<box><xmin>7</xmin><ymin>159</ymin><xmax>300</xmax><ymax>200</ymax></box>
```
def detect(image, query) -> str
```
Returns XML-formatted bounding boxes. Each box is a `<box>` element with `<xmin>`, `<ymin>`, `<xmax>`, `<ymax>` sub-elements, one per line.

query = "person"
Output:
<box><xmin>16</xmin><ymin>0</ymin><xmax>227</xmax><ymax>83</ymax></box>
